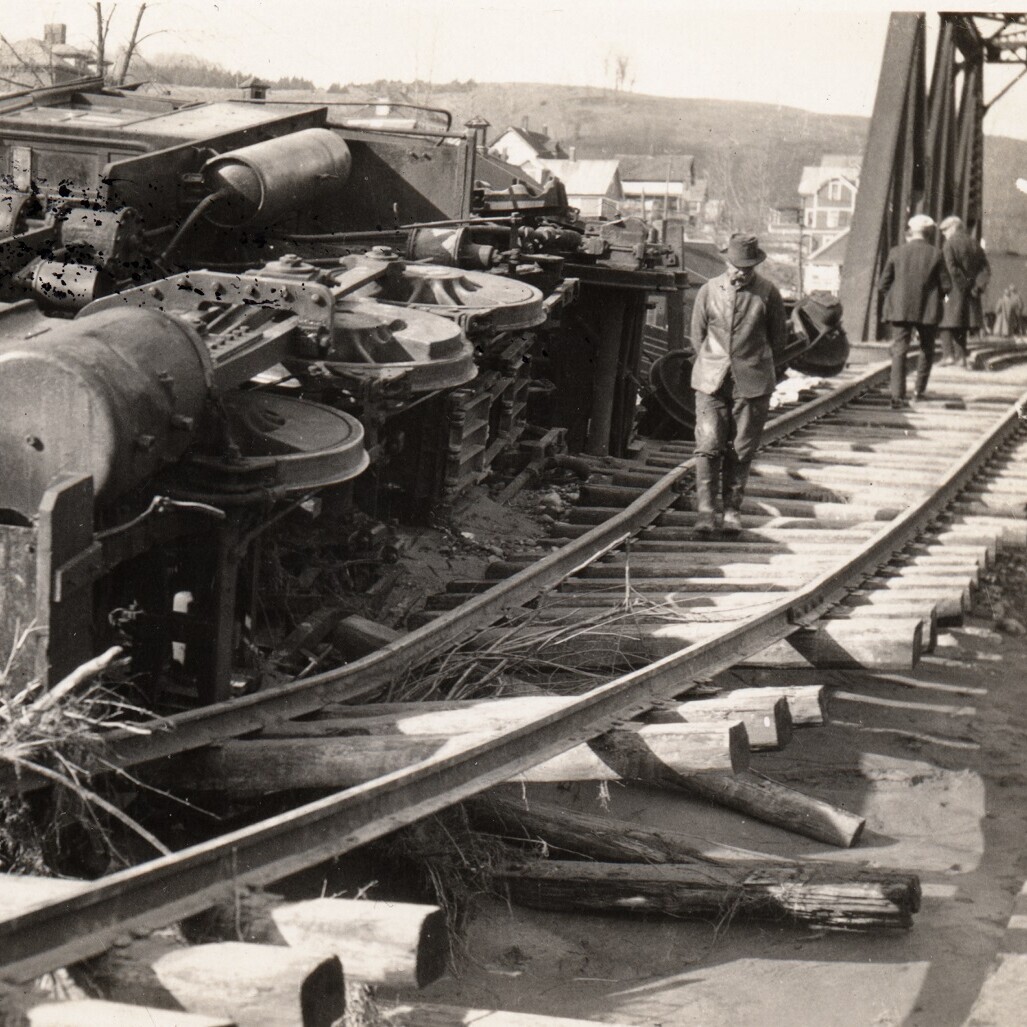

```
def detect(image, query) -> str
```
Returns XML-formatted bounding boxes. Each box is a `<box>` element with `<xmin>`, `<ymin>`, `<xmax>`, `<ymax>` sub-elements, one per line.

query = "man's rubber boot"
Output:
<box><xmin>694</xmin><ymin>455</ymin><xmax>719</xmax><ymax>536</ymax></box>
<box><xmin>722</xmin><ymin>454</ymin><xmax>751</xmax><ymax>536</ymax></box>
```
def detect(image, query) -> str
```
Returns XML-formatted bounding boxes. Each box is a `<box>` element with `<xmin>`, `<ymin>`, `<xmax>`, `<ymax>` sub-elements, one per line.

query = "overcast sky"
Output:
<box><xmin>8</xmin><ymin>1</ymin><xmax>1027</xmax><ymax>138</ymax></box>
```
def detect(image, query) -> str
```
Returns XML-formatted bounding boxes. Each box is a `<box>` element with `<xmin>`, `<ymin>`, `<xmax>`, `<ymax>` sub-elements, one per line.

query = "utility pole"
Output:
<box><xmin>797</xmin><ymin>200</ymin><xmax>805</xmax><ymax>300</ymax></box>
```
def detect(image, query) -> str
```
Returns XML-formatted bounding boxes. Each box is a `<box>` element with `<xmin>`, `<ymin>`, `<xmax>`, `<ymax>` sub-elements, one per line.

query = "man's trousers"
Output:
<box><xmin>888</xmin><ymin>322</ymin><xmax>936</xmax><ymax>401</ymax></box>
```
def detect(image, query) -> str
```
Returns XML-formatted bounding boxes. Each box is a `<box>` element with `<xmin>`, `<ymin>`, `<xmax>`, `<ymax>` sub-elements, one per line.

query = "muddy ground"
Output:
<box><xmin>379</xmin><ymin>552</ymin><xmax>1027</xmax><ymax>1025</ymax></box>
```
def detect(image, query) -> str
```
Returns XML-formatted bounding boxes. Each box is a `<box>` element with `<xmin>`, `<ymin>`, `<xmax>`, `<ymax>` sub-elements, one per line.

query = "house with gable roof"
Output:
<box><xmin>487</xmin><ymin>118</ymin><xmax>568</xmax><ymax>181</ymax></box>
<box><xmin>536</xmin><ymin>158</ymin><xmax>624</xmax><ymax>218</ymax></box>
<box><xmin>0</xmin><ymin>24</ymin><xmax>95</xmax><ymax>89</ymax></box>
<box><xmin>617</xmin><ymin>154</ymin><xmax>708</xmax><ymax>222</ymax></box>
<box><xmin>798</xmin><ymin>153</ymin><xmax>862</xmax><ymax>252</ymax></box>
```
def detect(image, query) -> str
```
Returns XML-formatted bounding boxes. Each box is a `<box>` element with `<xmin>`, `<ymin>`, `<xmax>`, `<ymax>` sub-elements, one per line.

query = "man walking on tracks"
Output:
<box><xmin>690</xmin><ymin>233</ymin><xmax>787</xmax><ymax>536</ymax></box>
<box><xmin>878</xmin><ymin>213</ymin><xmax>951</xmax><ymax>407</ymax></box>
<box><xmin>938</xmin><ymin>214</ymin><xmax>990</xmax><ymax>366</ymax></box>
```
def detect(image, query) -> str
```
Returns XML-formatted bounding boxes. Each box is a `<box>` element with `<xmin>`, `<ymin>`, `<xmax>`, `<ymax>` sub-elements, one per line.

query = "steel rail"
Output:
<box><xmin>0</xmin><ymin>366</ymin><xmax>891</xmax><ymax>795</ymax></box>
<box><xmin>1</xmin><ymin>375</ymin><xmax>1023</xmax><ymax>982</ymax></box>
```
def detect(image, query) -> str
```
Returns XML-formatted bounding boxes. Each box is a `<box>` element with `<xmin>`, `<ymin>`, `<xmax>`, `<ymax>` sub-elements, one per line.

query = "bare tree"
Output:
<box><xmin>603</xmin><ymin>48</ymin><xmax>633</xmax><ymax>92</ymax></box>
<box><xmin>614</xmin><ymin>53</ymin><xmax>631</xmax><ymax>92</ymax></box>
<box><xmin>94</xmin><ymin>1</ymin><xmax>116</xmax><ymax>79</ymax></box>
<box><xmin>94</xmin><ymin>3</ymin><xmax>157</xmax><ymax>84</ymax></box>
<box><xmin>113</xmin><ymin>3</ymin><xmax>147</xmax><ymax>84</ymax></box>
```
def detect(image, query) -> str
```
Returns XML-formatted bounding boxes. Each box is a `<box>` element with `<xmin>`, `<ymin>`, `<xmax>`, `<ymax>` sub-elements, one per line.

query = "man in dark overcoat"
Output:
<box><xmin>878</xmin><ymin>214</ymin><xmax>951</xmax><ymax>406</ymax></box>
<box><xmin>938</xmin><ymin>214</ymin><xmax>990</xmax><ymax>366</ymax></box>
<box><xmin>690</xmin><ymin>233</ymin><xmax>787</xmax><ymax>535</ymax></box>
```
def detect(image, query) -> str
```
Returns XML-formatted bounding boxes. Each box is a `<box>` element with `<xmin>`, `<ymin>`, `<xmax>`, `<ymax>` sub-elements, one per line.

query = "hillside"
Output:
<box><xmin>415</xmin><ymin>82</ymin><xmax>1027</xmax><ymax>252</ymax></box>
<box><xmin>134</xmin><ymin>70</ymin><xmax>1027</xmax><ymax>252</ymax></box>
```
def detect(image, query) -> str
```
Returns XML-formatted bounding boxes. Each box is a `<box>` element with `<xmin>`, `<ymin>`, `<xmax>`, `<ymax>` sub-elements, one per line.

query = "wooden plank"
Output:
<box><xmin>26</xmin><ymin>999</ymin><xmax>234</xmax><ymax>1027</ymax></box>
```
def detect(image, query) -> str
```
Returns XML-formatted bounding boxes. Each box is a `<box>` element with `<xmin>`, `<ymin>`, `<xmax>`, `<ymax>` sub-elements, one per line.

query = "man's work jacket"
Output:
<box><xmin>690</xmin><ymin>271</ymin><xmax>787</xmax><ymax>398</ymax></box>
<box><xmin>878</xmin><ymin>237</ymin><xmax>951</xmax><ymax>325</ymax></box>
<box><xmin>940</xmin><ymin>229</ymin><xmax>990</xmax><ymax>330</ymax></box>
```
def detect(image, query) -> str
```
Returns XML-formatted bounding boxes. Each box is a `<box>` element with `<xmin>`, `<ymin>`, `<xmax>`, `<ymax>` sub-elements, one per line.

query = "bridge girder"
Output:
<box><xmin>839</xmin><ymin>12</ymin><xmax>1025</xmax><ymax>342</ymax></box>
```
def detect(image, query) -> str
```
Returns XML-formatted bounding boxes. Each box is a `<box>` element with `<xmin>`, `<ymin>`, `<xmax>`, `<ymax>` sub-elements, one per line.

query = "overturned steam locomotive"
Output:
<box><xmin>0</xmin><ymin>78</ymin><xmax>840</xmax><ymax>706</ymax></box>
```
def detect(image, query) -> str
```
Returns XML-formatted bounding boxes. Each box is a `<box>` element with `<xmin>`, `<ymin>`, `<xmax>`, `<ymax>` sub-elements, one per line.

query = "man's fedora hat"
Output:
<box><xmin>725</xmin><ymin>233</ymin><xmax>767</xmax><ymax>268</ymax></box>
<box><xmin>939</xmin><ymin>214</ymin><xmax>964</xmax><ymax>232</ymax></box>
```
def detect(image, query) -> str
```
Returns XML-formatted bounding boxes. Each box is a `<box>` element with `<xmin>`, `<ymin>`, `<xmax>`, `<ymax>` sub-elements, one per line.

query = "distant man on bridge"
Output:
<box><xmin>938</xmin><ymin>214</ymin><xmax>990</xmax><ymax>366</ymax></box>
<box><xmin>878</xmin><ymin>214</ymin><xmax>951</xmax><ymax>407</ymax></box>
<box><xmin>690</xmin><ymin>233</ymin><xmax>787</xmax><ymax>536</ymax></box>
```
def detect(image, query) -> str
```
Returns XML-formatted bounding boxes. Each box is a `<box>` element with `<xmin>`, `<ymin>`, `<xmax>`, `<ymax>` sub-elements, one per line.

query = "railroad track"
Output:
<box><xmin>2</xmin><ymin>358</ymin><xmax>1026</xmax><ymax>1017</ymax></box>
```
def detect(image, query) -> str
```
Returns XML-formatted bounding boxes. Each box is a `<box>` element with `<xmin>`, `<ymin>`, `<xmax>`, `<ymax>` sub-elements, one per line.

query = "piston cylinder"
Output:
<box><xmin>0</xmin><ymin>307</ymin><xmax>212</xmax><ymax>518</ymax></box>
<box><xmin>31</xmin><ymin>260</ymin><xmax>114</xmax><ymax>312</ymax></box>
<box><xmin>202</xmin><ymin>128</ymin><xmax>352</xmax><ymax>227</ymax></box>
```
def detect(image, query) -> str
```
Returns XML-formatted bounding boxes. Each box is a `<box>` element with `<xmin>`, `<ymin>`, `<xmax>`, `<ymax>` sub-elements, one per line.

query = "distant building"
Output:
<box><xmin>767</xmin><ymin>201</ymin><xmax>802</xmax><ymax>237</ymax></box>
<box><xmin>240</xmin><ymin>76</ymin><xmax>268</xmax><ymax>101</ymax></box>
<box><xmin>340</xmin><ymin>97</ymin><xmax>418</xmax><ymax>132</ymax></box>
<box><xmin>488</xmin><ymin>118</ymin><xmax>568</xmax><ymax>179</ymax></box>
<box><xmin>617</xmin><ymin>154</ymin><xmax>708</xmax><ymax>222</ymax></box>
<box><xmin>803</xmin><ymin>228</ymin><xmax>848</xmax><ymax>295</ymax></box>
<box><xmin>0</xmin><ymin>24</ymin><xmax>95</xmax><ymax>89</ymax></box>
<box><xmin>798</xmin><ymin>154</ymin><xmax>861</xmax><ymax>253</ymax></box>
<box><xmin>537</xmin><ymin>158</ymin><xmax>623</xmax><ymax>218</ymax></box>
<box><xmin>464</xmin><ymin>114</ymin><xmax>491</xmax><ymax>149</ymax></box>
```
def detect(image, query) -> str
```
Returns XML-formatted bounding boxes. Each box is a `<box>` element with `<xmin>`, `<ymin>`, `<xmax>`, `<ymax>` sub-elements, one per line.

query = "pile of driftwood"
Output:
<box><xmin>157</xmin><ymin>680</ymin><xmax>920</xmax><ymax>934</ymax></box>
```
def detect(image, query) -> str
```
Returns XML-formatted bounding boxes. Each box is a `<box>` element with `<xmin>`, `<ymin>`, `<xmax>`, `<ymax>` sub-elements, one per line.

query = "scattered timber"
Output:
<box><xmin>272</xmin><ymin>899</ymin><xmax>447</xmax><ymax>989</ymax></box>
<box><xmin>166</xmin><ymin>721</ymin><xmax>750</xmax><ymax>796</ymax></box>
<box><xmin>151</xmin><ymin>942</ymin><xmax>344</xmax><ymax>1027</ymax></box>
<box><xmin>644</xmin><ymin>694</ymin><xmax>793</xmax><ymax>749</ymax></box>
<box><xmin>183</xmin><ymin>891</ymin><xmax>448</xmax><ymax>989</ymax></box>
<box><xmin>709</xmin><ymin>684</ymin><xmax>827</xmax><ymax>725</ymax></box>
<box><xmin>672</xmin><ymin>770</ymin><xmax>866</xmax><ymax>847</ymax></box>
<box><xmin>499</xmin><ymin>860</ymin><xmax>921</xmax><ymax>930</ymax></box>
<box><xmin>466</xmin><ymin>793</ymin><xmax>791</xmax><ymax>864</ymax></box>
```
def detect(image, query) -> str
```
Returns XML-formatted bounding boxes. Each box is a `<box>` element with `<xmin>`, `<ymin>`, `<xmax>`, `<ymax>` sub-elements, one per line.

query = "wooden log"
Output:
<box><xmin>714</xmin><ymin>684</ymin><xmax>827</xmax><ymax>725</ymax></box>
<box><xmin>467</xmin><ymin>793</ymin><xmax>789</xmax><ymax>864</ymax></box>
<box><xmin>291</xmin><ymin>697</ymin><xmax>585</xmax><ymax>735</ymax></box>
<box><xmin>949</xmin><ymin>514</ymin><xmax>1027</xmax><ymax>548</ymax></box>
<box><xmin>521</xmin><ymin>723</ymin><xmax>748</xmax><ymax>780</ymax></box>
<box><xmin>0</xmin><ymin>875</ymin><xmax>86</xmax><ymax>919</ymax></box>
<box><xmin>271</xmin><ymin>899</ymin><xmax>448</xmax><ymax>989</ymax></box>
<box><xmin>331</xmin><ymin>615</ymin><xmax>403</xmax><ymax>658</ymax></box>
<box><xmin>487</xmin><ymin>556</ymin><xmax>840</xmax><ymax>578</ymax></box>
<box><xmin>652</xmin><ymin>510</ymin><xmax>879</xmax><ymax>530</ymax></box>
<box><xmin>645</xmin><ymin>694</ymin><xmax>792</xmax><ymax>750</ymax></box>
<box><xmin>826</xmin><ymin>603</ymin><xmax>939</xmax><ymax>648</ymax></box>
<box><xmin>671</xmin><ymin>769</ymin><xmax>865</xmax><ymax>847</ymax></box>
<box><xmin>850</xmin><ymin>585</ymin><xmax>969</xmax><ymax>622</ymax></box>
<box><xmin>954</xmin><ymin>496</ymin><xmax>1027</xmax><ymax>518</ymax></box>
<box><xmin>169</xmin><ymin>722</ymin><xmax>749</xmax><ymax>796</ymax></box>
<box><xmin>379</xmin><ymin>1004</ymin><xmax>638</xmax><ymax>1027</ymax></box>
<box><xmin>182</xmin><ymin>891</ymin><xmax>447</xmax><ymax>990</ymax></box>
<box><xmin>555</xmin><ymin>576</ymin><xmax>793</xmax><ymax>593</ymax></box>
<box><xmin>166</xmin><ymin>734</ymin><xmax>493</xmax><ymax>795</ymax></box>
<box><xmin>152</xmin><ymin>942</ymin><xmax>344</xmax><ymax>1027</ymax></box>
<box><xmin>742</xmin><ymin>617</ymin><xmax>924</xmax><ymax>671</ymax></box>
<box><xmin>460</xmin><ymin>618</ymin><xmax>923</xmax><ymax>671</ymax></box>
<box><xmin>499</xmin><ymin>860</ymin><xmax>920</xmax><ymax>930</ymax></box>
<box><xmin>26</xmin><ymin>999</ymin><xmax>234</xmax><ymax>1027</ymax></box>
